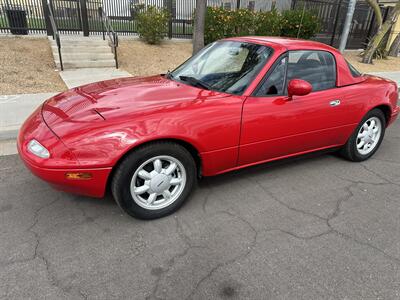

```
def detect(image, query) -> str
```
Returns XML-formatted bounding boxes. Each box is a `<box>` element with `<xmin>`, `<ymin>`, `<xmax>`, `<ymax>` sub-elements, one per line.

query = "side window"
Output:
<box><xmin>255</xmin><ymin>57</ymin><xmax>287</xmax><ymax>96</ymax></box>
<box><xmin>287</xmin><ymin>50</ymin><xmax>336</xmax><ymax>92</ymax></box>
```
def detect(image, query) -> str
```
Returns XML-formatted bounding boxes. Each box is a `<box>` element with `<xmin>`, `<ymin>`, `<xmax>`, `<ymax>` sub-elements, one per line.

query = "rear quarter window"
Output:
<box><xmin>287</xmin><ymin>50</ymin><xmax>337</xmax><ymax>92</ymax></box>
<box><xmin>346</xmin><ymin>60</ymin><xmax>362</xmax><ymax>77</ymax></box>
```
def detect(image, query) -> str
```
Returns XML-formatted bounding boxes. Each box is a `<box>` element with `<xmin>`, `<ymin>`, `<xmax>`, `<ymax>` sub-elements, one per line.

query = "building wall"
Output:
<box><xmin>102</xmin><ymin>0</ymin><xmax>292</xmax><ymax>19</ymax></box>
<box><xmin>220</xmin><ymin>0</ymin><xmax>292</xmax><ymax>11</ymax></box>
<box><xmin>381</xmin><ymin>1</ymin><xmax>400</xmax><ymax>51</ymax></box>
<box><xmin>387</xmin><ymin>19</ymin><xmax>400</xmax><ymax>51</ymax></box>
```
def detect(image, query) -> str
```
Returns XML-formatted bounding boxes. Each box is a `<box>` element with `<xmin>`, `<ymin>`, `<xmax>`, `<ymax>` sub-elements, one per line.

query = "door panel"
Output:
<box><xmin>239</xmin><ymin>90</ymin><xmax>357</xmax><ymax>166</ymax></box>
<box><xmin>239</xmin><ymin>49</ymin><xmax>362</xmax><ymax>166</ymax></box>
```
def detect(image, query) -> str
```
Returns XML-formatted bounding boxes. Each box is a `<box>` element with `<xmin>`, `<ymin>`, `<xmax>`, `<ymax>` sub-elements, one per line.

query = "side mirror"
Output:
<box><xmin>287</xmin><ymin>79</ymin><xmax>312</xmax><ymax>100</ymax></box>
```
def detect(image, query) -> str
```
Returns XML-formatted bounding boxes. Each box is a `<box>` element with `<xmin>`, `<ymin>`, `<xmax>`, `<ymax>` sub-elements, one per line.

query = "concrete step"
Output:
<box><xmin>56</xmin><ymin>59</ymin><xmax>116</xmax><ymax>69</ymax></box>
<box><xmin>50</xmin><ymin>38</ymin><xmax>108</xmax><ymax>45</ymax></box>
<box><xmin>52</xmin><ymin>45</ymin><xmax>112</xmax><ymax>54</ymax></box>
<box><xmin>51</xmin><ymin>41</ymin><xmax>109</xmax><ymax>48</ymax></box>
<box><xmin>54</xmin><ymin>52</ymin><xmax>115</xmax><ymax>61</ymax></box>
<box><xmin>57</xmin><ymin>35</ymin><xmax>105</xmax><ymax>41</ymax></box>
<box><xmin>48</xmin><ymin>36</ymin><xmax>117</xmax><ymax>70</ymax></box>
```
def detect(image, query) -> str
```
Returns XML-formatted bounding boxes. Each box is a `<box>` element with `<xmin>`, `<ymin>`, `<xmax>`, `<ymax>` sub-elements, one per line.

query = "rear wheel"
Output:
<box><xmin>111</xmin><ymin>142</ymin><xmax>196</xmax><ymax>219</ymax></box>
<box><xmin>340</xmin><ymin>109</ymin><xmax>386</xmax><ymax>162</ymax></box>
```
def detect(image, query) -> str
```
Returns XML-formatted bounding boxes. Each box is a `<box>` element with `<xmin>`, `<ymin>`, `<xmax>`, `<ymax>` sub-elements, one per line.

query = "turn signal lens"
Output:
<box><xmin>65</xmin><ymin>172</ymin><xmax>93</xmax><ymax>180</ymax></box>
<box><xmin>27</xmin><ymin>139</ymin><xmax>50</xmax><ymax>159</ymax></box>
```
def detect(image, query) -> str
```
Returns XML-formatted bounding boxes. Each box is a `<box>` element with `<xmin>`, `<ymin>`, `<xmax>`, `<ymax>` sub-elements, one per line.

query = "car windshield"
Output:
<box><xmin>169</xmin><ymin>41</ymin><xmax>273</xmax><ymax>95</ymax></box>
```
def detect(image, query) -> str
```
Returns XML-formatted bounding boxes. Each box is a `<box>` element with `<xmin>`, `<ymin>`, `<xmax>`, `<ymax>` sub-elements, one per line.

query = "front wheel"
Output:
<box><xmin>340</xmin><ymin>108</ymin><xmax>386</xmax><ymax>162</ymax></box>
<box><xmin>111</xmin><ymin>142</ymin><xmax>197</xmax><ymax>219</ymax></box>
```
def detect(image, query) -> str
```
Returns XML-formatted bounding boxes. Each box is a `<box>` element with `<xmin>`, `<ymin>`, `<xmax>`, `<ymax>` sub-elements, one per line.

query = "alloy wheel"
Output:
<box><xmin>130</xmin><ymin>155</ymin><xmax>187</xmax><ymax>210</ymax></box>
<box><xmin>356</xmin><ymin>117</ymin><xmax>382</xmax><ymax>155</ymax></box>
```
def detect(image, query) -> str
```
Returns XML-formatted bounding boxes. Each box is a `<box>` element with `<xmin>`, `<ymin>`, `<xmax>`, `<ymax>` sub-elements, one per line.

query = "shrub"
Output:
<box><xmin>204</xmin><ymin>7</ymin><xmax>321</xmax><ymax>44</ymax></box>
<box><xmin>204</xmin><ymin>7</ymin><xmax>234</xmax><ymax>45</ymax></box>
<box><xmin>204</xmin><ymin>7</ymin><xmax>256</xmax><ymax>44</ymax></box>
<box><xmin>136</xmin><ymin>6</ymin><xmax>170</xmax><ymax>44</ymax></box>
<box><xmin>254</xmin><ymin>9</ymin><xmax>282</xmax><ymax>36</ymax></box>
<box><xmin>280</xmin><ymin>9</ymin><xmax>321</xmax><ymax>39</ymax></box>
<box><xmin>231</xmin><ymin>9</ymin><xmax>256</xmax><ymax>36</ymax></box>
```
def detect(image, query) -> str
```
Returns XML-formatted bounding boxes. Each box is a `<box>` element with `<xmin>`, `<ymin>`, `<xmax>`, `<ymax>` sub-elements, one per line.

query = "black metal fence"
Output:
<box><xmin>291</xmin><ymin>0</ymin><xmax>391</xmax><ymax>49</ymax></box>
<box><xmin>0</xmin><ymin>0</ymin><xmax>47</xmax><ymax>34</ymax></box>
<box><xmin>0</xmin><ymin>0</ymin><xmax>291</xmax><ymax>37</ymax></box>
<box><xmin>0</xmin><ymin>0</ymin><xmax>390</xmax><ymax>49</ymax></box>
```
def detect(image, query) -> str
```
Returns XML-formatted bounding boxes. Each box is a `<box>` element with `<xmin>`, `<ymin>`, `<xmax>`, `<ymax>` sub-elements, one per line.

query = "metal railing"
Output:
<box><xmin>47</xmin><ymin>0</ymin><xmax>63</xmax><ymax>71</ymax></box>
<box><xmin>98</xmin><ymin>7</ymin><xmax>119</xmax><ymax>69</ymax></box>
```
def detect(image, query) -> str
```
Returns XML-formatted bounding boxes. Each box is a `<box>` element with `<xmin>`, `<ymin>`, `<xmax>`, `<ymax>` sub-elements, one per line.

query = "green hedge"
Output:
<box><xmin>280</xmin><ymin>10</ymin><xmax>321</xmax><ymax>39</ymax></box>
<box><xmin>136</xmin><ymin>6</ymin><xmax>170</xmax><ymax>44</ymax></box>
<box><xmin>205</xmin><ymin>7</ymin><xmax>321</xmax><ymax>45</ymax></box>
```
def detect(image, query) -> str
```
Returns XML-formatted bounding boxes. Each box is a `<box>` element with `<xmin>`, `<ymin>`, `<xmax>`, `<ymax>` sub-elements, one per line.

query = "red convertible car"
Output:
<box><xmin>18</xmin><ymin>37</ymin><xmax>399</xmax><ymax>219</ymax></box>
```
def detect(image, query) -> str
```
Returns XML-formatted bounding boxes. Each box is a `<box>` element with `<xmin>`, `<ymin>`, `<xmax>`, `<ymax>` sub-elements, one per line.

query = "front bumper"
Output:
<box><xmin>17</xmin><ymin>106</ymin><xmax>112</xmax><ymax>198</ymax></box>
<box><xmin>19</xmin><ymin>156</ymin><xmax>111</xmax><ymax>197</ymax></box>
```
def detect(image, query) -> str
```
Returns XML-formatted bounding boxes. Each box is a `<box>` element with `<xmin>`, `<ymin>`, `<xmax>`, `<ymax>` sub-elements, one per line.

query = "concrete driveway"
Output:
<box><xmin>0</xmin><ymin>120</ymin><xmax>399</xmax><ymax>300</ymax></box>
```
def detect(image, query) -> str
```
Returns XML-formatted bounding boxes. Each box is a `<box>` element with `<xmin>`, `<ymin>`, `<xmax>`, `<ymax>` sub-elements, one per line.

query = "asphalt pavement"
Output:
<box><xmin>0</xmin><ymin>119</ymin><xmax>399</xmax><ymax>299</ymax></box>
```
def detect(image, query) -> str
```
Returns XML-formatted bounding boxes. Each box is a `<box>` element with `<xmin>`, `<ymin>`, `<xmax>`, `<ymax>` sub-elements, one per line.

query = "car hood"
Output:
<box><xmin>42</xmin><ymin>75</ymin><xmax>226</xmax><ymax>138</ymax></box>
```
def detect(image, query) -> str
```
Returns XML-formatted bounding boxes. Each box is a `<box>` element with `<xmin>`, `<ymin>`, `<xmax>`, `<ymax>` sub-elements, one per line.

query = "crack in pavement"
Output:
<box><xmin>196</xmin><ymin>166</ymin><xmax>400</xmax><ymax>296</ymax></box>
<box><xmin>254</xmin><ymin>170</ymin><xmax>400</xmax><ymax>263</ymax></box>
<box><xmin>184</xmin><ymin>209</ymin><xmax>258</xmax><ymax>300</ymax></box>
<box><xmin>334</xmin><ymin>174</ymin><xmax>389</xmax><ymax>186</ymax></box>
<box><xmin>0</xmin><ymin>197</ymin><xmax>59</xmax><ymax>268</ymax></box>
<box><xmin>252</xmin><ymin>178</ymin><xmax>327</xmax><ymax>221</ymax></box>
<box><xmin>255</xmin><ymin>174</ymin><xmax>400</xmax><ymax>265</ymax></box>
<box><xmin>266</xmin><ymin>178</ymin><xmax>400</xmax><ymax>265</ymax></box>
<box><xmin>359</xmin><ymin>163</ymin><xmax>399</xmax><ymax>186</ymax></box>
<box><xmin>24</xmin><ymin>196</ymin><xmax>89</xmax><ymax>300</ymax></box>
<box><xmin>146</xmin><ymin>217</ymin><xmax>207</xmax><ymax>300</ymax></box>
<box><xmin>372</xmin><ymin>158</ymin><xmax>400</xmax><ymax>164</ymax></box>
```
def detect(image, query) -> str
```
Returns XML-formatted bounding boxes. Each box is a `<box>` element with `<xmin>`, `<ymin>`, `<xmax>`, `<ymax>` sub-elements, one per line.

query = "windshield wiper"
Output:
<box><xmin>179</xmin><ymin>76</ymin><xmax>211</xmax><ymax>90</ymax></box>
<box><xmin>165</xmin><ymin>70</ymin><xmax>174</xmax><ymax>79</ymax></box>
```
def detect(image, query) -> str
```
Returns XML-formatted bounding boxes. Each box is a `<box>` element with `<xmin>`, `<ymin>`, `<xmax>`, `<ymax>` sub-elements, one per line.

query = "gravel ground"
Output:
<box><xmin>0</xmin><ymin>37</ymin><xmax>67</xmax><ymax>95</ymax></box>
<box><xmin>118</xmin><ymin>40</ymin><xmax>193</xmax><ymax>76</ymax></box>
<box><xmin>344</xmin><ymin>51</ymin><xmax>400</xmax><ymax>73</ymax></box>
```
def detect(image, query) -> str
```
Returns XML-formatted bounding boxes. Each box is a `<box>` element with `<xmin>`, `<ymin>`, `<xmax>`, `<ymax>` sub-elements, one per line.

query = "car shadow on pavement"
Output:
<box><xmin>199</xmin><ymin>149</ymin><xmax>340</xmax><ymax>189</ymax></box>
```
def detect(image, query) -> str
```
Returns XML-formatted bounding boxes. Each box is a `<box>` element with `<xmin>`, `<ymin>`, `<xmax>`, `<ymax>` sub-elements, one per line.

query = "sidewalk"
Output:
<box><xmin>60</xmin><ymin>68</ymin><xmax>131</xmax><ymax>89</ymax></box>
<box><xmin>0</xmin><ymin>93</ymin><xmax>57</xmax><ymax>156</ymax></box>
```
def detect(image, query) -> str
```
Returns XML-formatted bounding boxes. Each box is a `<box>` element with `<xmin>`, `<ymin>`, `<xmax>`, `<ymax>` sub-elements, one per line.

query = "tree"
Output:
<box><xmin>366</xmin><ymin>0</ymin><xmax>383</xmax><ymax>29</ymax></box>
<box><xmin>362</xmin><ymin>0</ymin><xmax>400</xmax><ymax>64</ymax></box>
<box><xmin>193</xmin><ymin>0</ymin><xmax>206</xmax><ymax>55</ymax></box>
<box><xmin>388</xmin><ymin>32</ymin><xmax>400</xmax><ymax>56</ymax></box>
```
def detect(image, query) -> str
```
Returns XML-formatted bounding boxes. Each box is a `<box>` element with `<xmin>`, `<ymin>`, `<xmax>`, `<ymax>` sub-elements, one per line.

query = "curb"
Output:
<box><xmin>0</xmin><ymin>139</ymin><xmax>17</xmax><ymax>156</ymax></box>
<box><xmin>0</xmin><ymin>129</ymin><xmax>19</xmax><ymax>141</ymax></box>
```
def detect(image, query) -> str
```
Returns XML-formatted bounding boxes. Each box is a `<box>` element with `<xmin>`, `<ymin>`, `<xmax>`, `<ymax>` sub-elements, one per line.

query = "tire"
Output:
<box><xmin>340</xmin><ymin>108</ymin><xmax>386</xmax><ymax>162</ymax></box>
<box><xmin>111</xmin><ymin>142</ymin><xmax>197</xmax><ymax>219</ymax></box>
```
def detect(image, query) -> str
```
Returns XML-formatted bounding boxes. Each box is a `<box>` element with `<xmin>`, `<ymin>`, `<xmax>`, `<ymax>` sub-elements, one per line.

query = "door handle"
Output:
<box><xmin>330</xmin><ymin>99</ymin><xmax>341</xmax><ymax>107</ymax></box>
